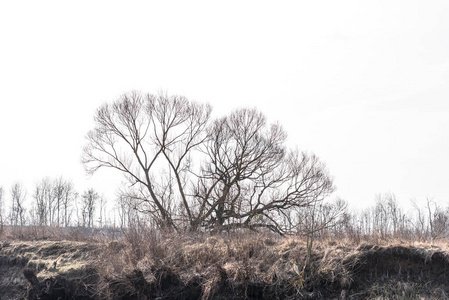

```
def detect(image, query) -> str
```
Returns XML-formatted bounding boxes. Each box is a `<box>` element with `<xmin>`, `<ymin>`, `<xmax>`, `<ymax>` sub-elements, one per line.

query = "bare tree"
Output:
<box><xmin>53</xmin><ymin>177</ymin><xmax>65</xmax><ymax>227</ymax></box>
<box><xmin>33</xmin><ymin>177</ymin><xmax>76</xmax><ymax>227</ymax></box>
<box><xmin>296</xmin><ymin>197</ymin><xmax>347</xmax><ymax>270</ymax></box>
<box><xmin>45</xmin><ymin>179</ymin><xmax>56</xmax><ymax>226</ymax></box>
<box><xmin>82</xmin><ymin>92</ymin><xmax>334</xmax><ymax>233</ymax></box>
<box><xmin>425</xmin><ymin>198</ymin><xmax>449</xmax><ymax>244</ymax></box>
<box><xmin>411</xmin><ymin>199</ymin><xmax>427</xmax><ymax>241</ymax></box>
<box><xmin>116</xmin><ymin>193</ymin><xmax>140</xmax><ymax>229</ymax></box>
<box><xmin>116</xmin><ymin>195</ymin><xmax>128</xmax><ymax>229</ymax></box>
<box><xmin>81</xmin><ymin>188</ymin><xmax>98</xmax><ymax>228</ymax></box>
<box><xmin>82</xmin><ymin>91</ymin><xmax>211</xmax><ymax>230</ymax></box>
<box><xmin>62</xmin><ymin>180</ymin><xmax>76</xmax><ymax>227</ymax></box>
<box><xmin>98</xmin><ymin>195</ymin><xmax>107</xmax><ymax>228</ymax></box>
<box><xmin>296</xmin><ymin>198</ymin><xmax>348</xmax><ymax>238</ymax></box>
<box><xmin>10</xmin><ymin>183</ymin><xmax>27</xmax><ymax>227</ymax></box>
<box><xmin>194</xmin><ymin>109</ymin><xmax>335</xmax><ymax>233</ymax></box>
<box><xmin>33</xmin><ymin>178</ymin><xmax>51</xmax><ymax>226</ymax></box>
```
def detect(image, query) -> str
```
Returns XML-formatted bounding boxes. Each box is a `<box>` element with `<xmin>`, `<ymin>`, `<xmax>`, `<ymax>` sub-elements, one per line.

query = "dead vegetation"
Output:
<box><xmin>2</xmin><ymin>230</ymin><xmax>449</xmax><ymax>299</ymax></box>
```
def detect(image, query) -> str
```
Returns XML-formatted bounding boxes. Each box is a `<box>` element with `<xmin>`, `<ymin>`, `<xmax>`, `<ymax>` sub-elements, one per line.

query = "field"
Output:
<box><xmin>1</xmin><ymin>229</ymin><xmax>449</xmax><ymax>300</ymax></box>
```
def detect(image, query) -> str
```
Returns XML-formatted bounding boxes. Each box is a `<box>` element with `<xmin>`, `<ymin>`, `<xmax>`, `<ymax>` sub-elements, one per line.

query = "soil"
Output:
<box><xmin>1</xmin><ymin>240</ymin><xmax>449</xmax><ymax>299</ymax></box>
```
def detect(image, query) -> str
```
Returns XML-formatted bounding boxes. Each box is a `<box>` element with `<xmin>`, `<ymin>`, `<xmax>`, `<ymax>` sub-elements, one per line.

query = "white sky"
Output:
<box><xmin>0</xmin><ymin>0</ymin><xmax>448</xmax><ymax>210</ymax></box>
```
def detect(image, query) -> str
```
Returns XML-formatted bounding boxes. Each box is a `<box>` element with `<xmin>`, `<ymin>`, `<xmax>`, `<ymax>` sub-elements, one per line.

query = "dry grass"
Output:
<box><xmin>3</xmin><ymin>230</ymin><xmax>449</xmax><ymax>299</ymax></box>
<box><xmin>90</xmin><ymin>232</ymin><xmax>449</xmax><ymax>299</ymax></box>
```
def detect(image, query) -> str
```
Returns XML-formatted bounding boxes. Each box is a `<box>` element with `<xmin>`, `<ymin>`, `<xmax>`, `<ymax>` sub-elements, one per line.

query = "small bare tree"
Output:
<box><xmin>81</xmin><ymin>188</ymin><xmax>99</xmax><ymax>228</ymax></box>
<box><xmin>62</xmin><ymin>181</ymin><xmax>76</xmax><ymax>227</ymax></box>
<box><xmin>33</xmin><ymin>178</ymin><xmax>51</xmax><ymax>226</ymax></box>
<box><xmin>98</xmin><ymin>195</ymin><xmax>107</xmax><ymax>228</ymax></box>
<box><xmin>45</xmin><ymin>179</ymin><xmax>56</xmax><ymax>226</ymax></box>
<box><xmin>10</xmin><ymin>183</ymin><xmax>27</xmax><ymax>227</ymax></box>
<box><xmin>53</xmin><ymin>177</ymin><xmax>66</xmax><ymax>227</ymax></box>
<box><xmin>411</xmin><ymin>199</ymin><xmax>427</xmax><ymax>241</ymax></box>
<box><xmin>425</xmin><ymin>198</ymin><xmax>449</xmax><ymax>244</ymax></box>
<box><xmin>116</xmin><ymin>193</ymin><xmax>141</xmax><ymax>229</ymax></box>
<box><xmin>296</xmin><ymin>197</ymin><xmax>347</xmax><ymax>270</ymax></box>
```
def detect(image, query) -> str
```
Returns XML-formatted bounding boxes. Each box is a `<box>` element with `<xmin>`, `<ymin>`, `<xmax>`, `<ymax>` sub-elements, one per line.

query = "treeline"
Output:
<box><xmin>0</xmin><ymin>178</ymin><xmax>112</xmax><ymax>231</ymax></box>
<box><xmin>1</xmin><ymin>178</ymin><xmax>448</xmax><ymax>245</ymax></box>
<box><xmin>1</xmin><ymin>92</ymin><xmax>447</xmax><ymax>244</ymax></box>
<box><xmin>306</xmin><ymin>193</ymin><xmax>449</xmax><ymax>244</ymax></box>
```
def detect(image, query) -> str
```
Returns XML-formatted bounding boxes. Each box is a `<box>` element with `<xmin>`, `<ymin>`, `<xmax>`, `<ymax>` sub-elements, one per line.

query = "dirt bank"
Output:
<box><xmin>1</xmin><ymin>237</ymin><xmax>449</xmax><ymax>299</ymax></box>
<box><xmin>0</xmin><ymin>240</ymin><xmax>99</xmax><ymax>299</ymax></box>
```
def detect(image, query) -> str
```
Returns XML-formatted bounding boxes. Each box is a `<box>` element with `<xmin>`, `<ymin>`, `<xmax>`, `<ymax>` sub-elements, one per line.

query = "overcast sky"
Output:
<box><xmin>0</xmin><ymin>0</ymin><xmax>448</xmax><ymax>210</ymax></box>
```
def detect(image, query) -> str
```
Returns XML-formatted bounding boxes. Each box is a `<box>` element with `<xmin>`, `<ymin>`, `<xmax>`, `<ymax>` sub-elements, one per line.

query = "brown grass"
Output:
<box><xmin>89</xmin><ymin>232</ymin><xmax>449</xmax><ymax>299</ymax></box>
<box><xmin>3</xmin><ymin>230</ymin><xmax>449</xmax><ymax>299</ymax></box>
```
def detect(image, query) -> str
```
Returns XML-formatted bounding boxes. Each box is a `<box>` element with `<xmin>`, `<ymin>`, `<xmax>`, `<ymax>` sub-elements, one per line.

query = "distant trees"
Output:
<box><xmin>0</xmin><ymin>180</ymin><xmax>112</xmax><ymax>237</ymax></box>
<box><xmin>116</xmin><ymin>193</ymin><xmax>140</xmax><ymax>230</ymax></box>
<box><xmin>370</xmin><ymin>193</ymin><xmax>408</xmax><ymax>238</ymax></box>
<box><xmin>82</xmin><ymin>91</ymin><xmax>335</xmax><ymax>233</ymax></box>
<box><xmin>32</xmin><ymin>177</ymin><xmax>77</xmax><ymax>227</ymax></box>
<box><xmin>0</xmin><ymin>178</ymin><xmax>108</xmax><ymax>231</ymax></box>
<box><xmin>322</xmin><ymin>193</ymin><xmax>449</xmax><ymax>244</ymax></box>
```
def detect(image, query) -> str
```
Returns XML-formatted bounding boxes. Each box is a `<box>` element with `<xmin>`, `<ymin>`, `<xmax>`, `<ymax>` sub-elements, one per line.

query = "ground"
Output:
<box><xmin>1</xmin><ymin>234</ymin><xmax>449</xmax><ymax>299</ymax></box>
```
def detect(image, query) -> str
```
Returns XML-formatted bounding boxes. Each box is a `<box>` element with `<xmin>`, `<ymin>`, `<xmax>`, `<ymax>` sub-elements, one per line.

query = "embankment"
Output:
<box><xmin>1</xmin><ymin>236</ymin><xmax>449</xmax><ymax>299</ymax></box>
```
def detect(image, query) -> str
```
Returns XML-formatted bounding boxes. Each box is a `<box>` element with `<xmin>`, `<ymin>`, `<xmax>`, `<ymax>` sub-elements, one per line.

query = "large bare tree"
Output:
<box><xmin>82</xmin><ymin>92</ymin><xmax>334</xmax><ymax>233</ymax></box>
<box><xmin>82</xmin><ymin>91</ymin><xmax>211</xmax><ymax>230</ymax></box>
<box><xmin>193</xmin><ymin>108</ymin><xmax>335</xmax><ymax>233</ymax></box>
